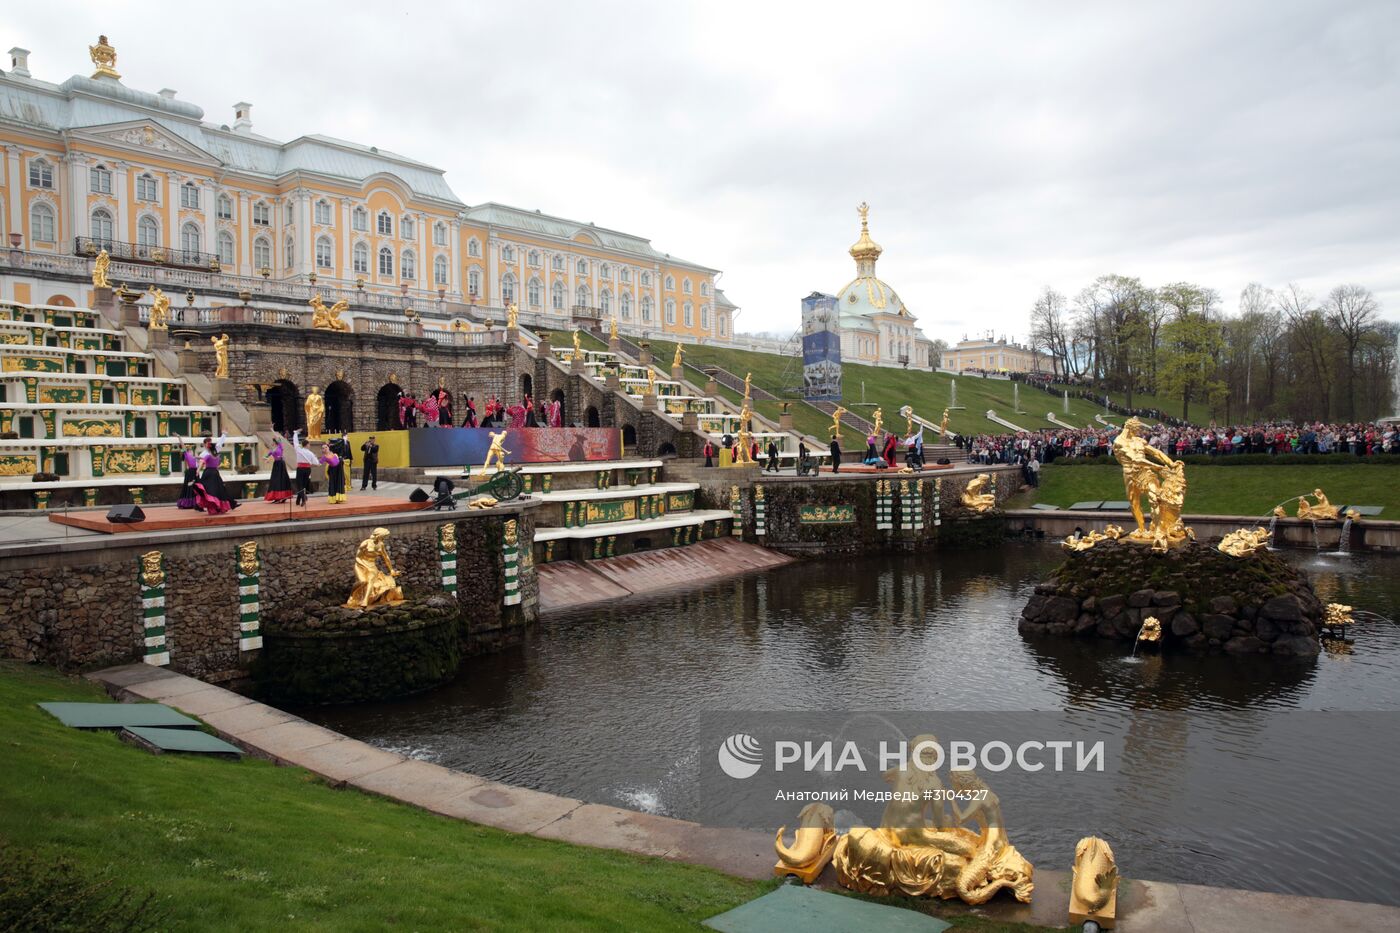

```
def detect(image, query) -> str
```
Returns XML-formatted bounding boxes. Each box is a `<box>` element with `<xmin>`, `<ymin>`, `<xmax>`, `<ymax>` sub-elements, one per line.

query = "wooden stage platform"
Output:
<box><xmin>819</xmin><ymin>462</ymin><xmax>955</xmax><ymax>474</ymax></box>
<box><xmin>48</xmin><ymin>496</ymin><xmax>429</xmax><ymax>534</ymax></box>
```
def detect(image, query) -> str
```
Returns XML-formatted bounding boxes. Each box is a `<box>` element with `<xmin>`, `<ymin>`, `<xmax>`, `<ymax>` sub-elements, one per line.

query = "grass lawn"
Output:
<box><xmin>1018</xmin><ymin>464</ymin><xmax>1399</xmax><ymax>517</ymax></box>
<box><xmin>0</xmin><ymin>663</ymin><xmax>1049</xmax><ymax>932</ymax></box>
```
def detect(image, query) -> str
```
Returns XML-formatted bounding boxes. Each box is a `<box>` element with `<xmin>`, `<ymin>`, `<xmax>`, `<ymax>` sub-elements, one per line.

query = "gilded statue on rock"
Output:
<box><xmin>309</xmin><ymin>294</ymin><xmax>350</xmax><ymax>331</ymax></box>
<box><xmin>1218</xmin><ymin>527</ymin><xmax>1271</xmax><ymax>557</ymax></box>
<box><xmin>1296</xmin><ymin>488</ymin><xmax>1339</xmax><ymax>521</ymax></box>
<box><xmin>92</xmin><ymin>249</ymin><xmax>111</xmax><ymax>289</ymax></box>
<box><xmin>960</xmin><ymin>473</ymin><xmax>996</xmax><ymax>512</ymax></box>
<box><xmin>304</xmin><ymin>386</ymin><xmax>325</xmax><ymax>439</ymax></box>
<box><xmin>774</xmin><ymin>803</ymin><xmax>838</xmax><ymax>884</ymax></box>
<box><xmin>210</xmin><ymin>333</ymin><xmax>230</xmax><ymax>379</ymax></box>
<box><xmin>1069</xmin><ymin>836</ymin><xmax>1119</xmax><ymax>928</ymax></box>
<box><xmin>1111</xmin><ymin>417</ymin><xmax>1191</xmax><ymax>551</ymax></box>
<box><xmin>345</xmin><ymin>527</ymin><xmax>405</xmax><ymax>609</ymax></box>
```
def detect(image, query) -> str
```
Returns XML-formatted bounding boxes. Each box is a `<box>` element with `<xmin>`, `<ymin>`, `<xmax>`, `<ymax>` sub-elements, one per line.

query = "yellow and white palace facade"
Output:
<box><xmin>0</xmin><ymin>40</ymin><xmax>736</xmax><ymax>341</ymax></box>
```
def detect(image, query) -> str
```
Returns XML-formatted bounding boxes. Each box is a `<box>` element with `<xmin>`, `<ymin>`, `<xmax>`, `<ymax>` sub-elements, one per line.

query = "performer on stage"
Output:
<box><xmin>548</xmin><ymin>399</ymin><xmax>563</xmax><ymax>427</ymax></box>
<box><xmin>194</xmin><ymin>434</ymin><xmax>238</xmax><ymax>514</ymax></box>
<box><xmin>291</xmin><ymin>429</ymin><xmax>319</xmax><ymax>506</ymax></box>
<box><xmin>882</xmin><ymin>431</ymin><xmax>898</xmax><ymax>468</ymax></box>
<box><xmin>320</xmin><ymin>443</ymin><xmax>347</xmax><ymax>504</ymax></box>
<box><xmin>175</xmin><ymin>439</ymin><xmax>200</xmax><ymax>509</ymax></box>
<box><xmin>421</xmin><ymin>391</ymin><xmax>439</xmax><ymax>428</ymax></box>
<box><xmin>464</xmin><ymin>396</ymin><xmax>478</xmax><ymax>428</ymax></box>
<box><xmin>264</xmin><ymin>434</ymin><xmax>294</xmax><ymax>502</ymax></box>
<box><xmin>436</xmin><ymin>388</ymin><xmax>453</xmax><ymax>426</ymax></box>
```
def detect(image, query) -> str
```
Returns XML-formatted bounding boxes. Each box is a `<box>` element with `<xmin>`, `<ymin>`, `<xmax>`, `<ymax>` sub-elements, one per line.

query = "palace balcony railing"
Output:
<box><xmin>75</xmin><ymin>236</ymin><xmax>219</xmax><ymax>271</ymax></box>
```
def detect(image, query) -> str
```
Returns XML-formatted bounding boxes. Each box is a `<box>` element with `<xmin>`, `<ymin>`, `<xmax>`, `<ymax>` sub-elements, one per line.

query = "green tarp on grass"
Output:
<box><xmin>703</xmin><ymin>883</ymin><xmax>950</xmax><ymax>933</ymax></box>
<box><xmin>120</xmin><ymin>725</ymin><xmax>241</xmax><ymax>757</ymax></box>
<box><xmin>38</xmin><ymin>701</ymin><xmax>200</xmax><ymax>730</ymax></box>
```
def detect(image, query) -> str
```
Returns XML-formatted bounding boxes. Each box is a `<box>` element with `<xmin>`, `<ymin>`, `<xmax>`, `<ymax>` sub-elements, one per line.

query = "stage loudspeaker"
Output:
<box><xmin>107</xmin><ymin>503</ymin><xmax>146</xmax><ymax>523</ymax></box>
<box><xmin>409</xmin><ymin>488</ymin><xmax>430</xmax><ymax>503</ymax></box>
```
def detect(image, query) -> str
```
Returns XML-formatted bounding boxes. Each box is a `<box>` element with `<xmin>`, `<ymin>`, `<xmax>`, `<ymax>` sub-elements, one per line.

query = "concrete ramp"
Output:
<box><xmin>537</xmin><ymin>538</ymin><xmax>794</xmax><ymax>612</ymax></box>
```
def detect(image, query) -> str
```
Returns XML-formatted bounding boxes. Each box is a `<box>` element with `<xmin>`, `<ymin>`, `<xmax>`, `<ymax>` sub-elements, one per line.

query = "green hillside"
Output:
<box><xmin>1051</xmin><ymin>383</ymin><xmax>1190</xmax><ymax>422</ymax></box>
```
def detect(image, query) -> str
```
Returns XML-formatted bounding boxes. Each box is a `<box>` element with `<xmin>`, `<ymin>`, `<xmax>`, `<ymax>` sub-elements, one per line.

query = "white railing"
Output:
<box><xmin>424</xmin><ymin>329</ymin><xmax>505</xmax><ymax>347</ymax></box>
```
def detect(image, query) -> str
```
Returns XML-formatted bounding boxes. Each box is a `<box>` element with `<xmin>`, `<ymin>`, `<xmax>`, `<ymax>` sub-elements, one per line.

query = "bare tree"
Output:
<box><xmin>1029</xmin><ymin>287</ymin><xmax>1072</xmax><ymax>378</ymax></box>
<box><xmin>1323</xmin><ymin>283</ymin><xmax>1380</xmax><ymax>420</ymax></box>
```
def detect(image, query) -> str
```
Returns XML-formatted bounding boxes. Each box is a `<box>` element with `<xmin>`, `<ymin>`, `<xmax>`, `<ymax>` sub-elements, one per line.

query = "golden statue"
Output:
<box><xmin>309</xmin><ymin>294</ymin><xmax>350</xmax><ymax>332</ymax></box>
<box><xmin>960</xmin><ymin>473</ymin><xmax>996</xmax><ymax>512</ymax></box>
<box><xmin>736</xmin><ymin>422</ymin><xmax>754</xmax><ymax>465</ymax></box>
<box><xmin>872</xmin><ymin>407</ymin><xmax>883</xmax><ymax>436</ymax></box>
<box><xmin>304</xmin><ymin>386</ymin><xmax>325</xmax><ymax>439</ymax></box>
<box><xmin>899</xmin><ymin>404</ymin><xmax>914</xmax><ymax>436</ymax></box>
<box><xmin>743</xmin><ymin>372</ymin><xmax>752</xmax><ymax>400</ymax></box>
<box><xmin>89</xmin><ymin>35</ymin><xmax>120</xmax><ymax>79</ymax></box>
<box><xmin>1069</xmin><ymin>836</ymin><xmax>1119</xmax><ymax>929</ymax></box>
<box><xmin>1111</xmin><ymin>416</ymin><xmax>1190</xmax><ymax>550</ymax></box>
<box><xmin>1138</xmin><ymin>616</ymin><xmax>1163</xmax><ymax>644</ymax></box>
<box><xmin>672</xmin><ymin>344</ymin><xmax>684</xmax><ymax>369</ymax></box>
<box><xmin>571</xmin><ymin>329</ymin><xmax>583</xmax><ymax>362</ymax></box>
<box><xmin>645</xmin><ymin>367</ymin><xmax>657</xmax><ymax>396</ymax></box>
<box><xmin>506</xmin><ymin>302</ymin><xmax>519</xmax><ymax>329</ymax></box>
<box><xmin>1296</xmin><ymin>488</ymin><xmax>1340</xmax><ymax>521</ymax></box>
<box><xmin>210</xmin><ymin>333</ymin><xmax>230</xmax><ymax>379</ymax></box>
<box><xmin>940</xmin><ymin>408</ymin><xmax>950</xmax><ymax>437</ymax></box>
<box><xmin>477</xmin><ymin>429</ymin><xmax>510</xmax><ymax>477</ymax></box>
<box><xmin>1218</xmin><ymin>527</ymin><xmax>1271</xmax><ymax>558</ymax></box>
<box><xmin>1324</xmin><ymin>603</ymin><xmax>1354</xmax><ymax>630</ymax></box>
<box><xmin>466</xmin><ymin>495</ymin><xmax>498</xmax><ymax>510</ymax></box>
<box><xmin>237</xmin><ymin>541</ymin><xmax>259</xmax><ymax>576</ymax></box>
<box><xmin>830</xmin><ymin>405</ymin><xmax>847</xmax><ymax>439</ymax></box>
<box><xmin>450</xmin><ymin>318</ymin><xmax>470</xmax><ymax>332</ymax></box>
<box><xmin>92</xmin><ymin>249</ymin><xmax>111</xmax><ymax>289</ymax></box>
<box><xmin>1063</xmin><ymin>530</ymin><xmax>1108</xmax><ymax>551</ymax></box>
<box><xmin>147</xmin><ymin>286</ymin><xmax>171</xmax><ymax>330</ymax></box>
<box><xmin>774</xmin><ymin>803</ymin><xmax>838</xmax><ymax>884</ymax></box>
<box><xmin>139</xmin><ymin>550</ymin><xmax>164</xmax><ymax>589</ymax></box>
<box><xmin>609</xmin><ymin>317</ymin><xmax>619</xmax><ymax>340</ymax></box>
<box><xmin>345</xmin><ymin>527</ymin><xmax>405</xmax><ymax>609</ymax></box>
<box><xmin>1102</xmin><ymin>523</ymin><xmax>1124</xmax><ymax>539</ymax></box>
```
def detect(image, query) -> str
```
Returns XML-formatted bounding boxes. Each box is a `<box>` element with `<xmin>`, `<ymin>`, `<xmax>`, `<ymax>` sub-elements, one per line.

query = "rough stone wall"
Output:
<box><xmin>0</xmin><ymin>506</ymin><xmax>538</xmax><ymax>675</ymax></box>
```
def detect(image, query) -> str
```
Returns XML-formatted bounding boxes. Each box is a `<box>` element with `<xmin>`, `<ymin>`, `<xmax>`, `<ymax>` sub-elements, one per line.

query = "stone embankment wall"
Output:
<box><xmin>0</xmin><ymin>504</ymin><xmax>538</xmax><ymax>679</ymax></box>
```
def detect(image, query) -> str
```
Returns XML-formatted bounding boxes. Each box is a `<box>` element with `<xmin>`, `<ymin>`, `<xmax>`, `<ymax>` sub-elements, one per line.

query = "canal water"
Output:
<box><xmin>306</xmin><ymin>543</ymin><xmax>1400</xmax><ymax>905</ymax></box>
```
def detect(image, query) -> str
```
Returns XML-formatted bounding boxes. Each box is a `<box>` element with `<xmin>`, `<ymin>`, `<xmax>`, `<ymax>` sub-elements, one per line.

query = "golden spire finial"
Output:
<box><xmin>849</xmin><ymin>201</ymin><xmax>882</xmax><ymax>265</ymax></box>
<box><xmin>89</xmin><ymin>35</ymin><xmax>120</xmax><ymax>80</ymax></box>
<box><xmin>857</xmin><ymin>201</ymin><xmax>870</xmax><ymax>228</ymax></box>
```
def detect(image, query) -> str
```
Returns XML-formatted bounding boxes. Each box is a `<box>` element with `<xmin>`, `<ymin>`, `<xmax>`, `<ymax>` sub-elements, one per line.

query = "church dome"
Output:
<box><xmin>834</xmin><ymin>203</ymin><xmax>910</xmax><ymax>323</ymax></box>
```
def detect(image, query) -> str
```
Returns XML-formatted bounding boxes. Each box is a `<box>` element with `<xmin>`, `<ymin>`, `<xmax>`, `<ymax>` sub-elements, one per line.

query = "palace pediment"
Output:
<box><xmin>69</xmin><ymin>120</ymin><xmax>220</xmax><ymax>166</ymax></box>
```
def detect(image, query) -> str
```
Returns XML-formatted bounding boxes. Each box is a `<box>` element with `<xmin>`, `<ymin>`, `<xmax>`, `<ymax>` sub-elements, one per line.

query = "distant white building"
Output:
<box><xmin>832</xmin><ymin>204</ymin><xmax>937</xmax><ymax>369</ymax></box>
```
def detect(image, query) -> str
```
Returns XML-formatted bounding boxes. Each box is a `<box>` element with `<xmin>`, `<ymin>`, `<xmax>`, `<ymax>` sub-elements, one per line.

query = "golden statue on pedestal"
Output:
<box><xmin>830</xmin><ymin>405</ymin><xmax>847</xmax><ymax>439</ymax></box>
<box><xmin>89</xmin><ymin>35</ymin><xmax>120</xmax><ymax>79</ymax></box>
<box><xmin>571</xmin><ymin>329</ymin><xmax>583</xmax><ymax>362</ymax></box>
<box><xmin>478</xmin><ymin>429</ymin><xmax>510</xmax><ymax>477</ymax></box>
<box><xmin>210</xmin><ymin>333</ymin><xmax>230</xmax><ymax>379</ymax></box>
<box><xmin>506</xmin><ymin>302</ymin><xmax>519</xmax><ymax>329</ymax></box>
<box><xmin>345</xmin><ymin>527</ymin><xmax>405</xmax><ymax>609</ymax></box>
<box><xmin>1111</xmin><ymin>416</ymin><xmax>1192</xmax><ymax>551</ymax></box>
<box><xmin>1296</xmin><ymin>488</ymin><xmax>1339</xmax><ymax>521</ymax></box>
<box><xmin>1218</xmin><ymin>527</ymin><xmax>1271</xmax><ymax>557</ymax></box>
<box><xmin>92</xmin><ymin>249</ymin><xmax>111</xmax><ymax>289</ymax></box>
<box><xmin>960</xmin><ymin>473</ymin><xmax>996</xmax><ymax>512</ymax></box>
<box><xmin>774</xmin><ymin>803</ymin><xmax>838</xmax><ymax>884</ymax></box>
<box><xmin>309</xmin><ymin>294</ymin><xmax>350</xmax><ymax>331</ymax></box>
<box><xmin>940</xmin><ymin>408</ymin><xmax>950</xmax><ymax>437</ymax></box>
<box><xmin>304</xmin><ymin>386</ymin><xmax>325</xmax><ymax>439</ymax></box>
<box><xmin>673</xmin><ymin>344</ymin><xmax>684</xmax><ymax>369</ymax></box>
<box><xmin>1069</xmin><ymin>836</ymin><xmax>1119</xmax><ymax>929</ymax></box>
<box><xmin>872</xmin><ymin>407</ymin><xmax>883</xmax><ymax>436</ymax></box>
<box><xmin>147</xmin><ymin>286</ymin><xmax>171</xmax><ymax>330</ymax></box>
<box><xmin>899</xmin><ymin>405</ymin><xmax>914</xmax><ymax>437</ymax></box>
<box><xmin>743</xmin><ymin>372</ymin><xmax>752</xmax><ymax>401</ymax></box>
<box><xmin>736</xmin><ymin>403</ymin><xmax>754</xmax><ymax>465</ymax></box>
<box><xmin>645</xmin><ymin>367</ymin><xmax>657</xmax><ymax>397</ymax></box>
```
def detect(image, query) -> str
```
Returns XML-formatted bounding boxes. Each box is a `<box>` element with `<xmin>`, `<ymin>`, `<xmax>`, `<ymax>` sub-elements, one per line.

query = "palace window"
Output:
<box><xmin>253</xmin><ymin>201</ymin><xmax>271</xmax><ymax>226</ymax></box>
<box><xmin>181</xmin><ymin>182</ymin><xmax>200</xmax><ymax>210</ymax></box>
<box><xmin>501</xmin><ymin>272</ymin><xmax>516</xmax><ymax>305</ymax></box>
<box><xmin>665</xmin><ymin>275</ymin><xmax>675</xmax><ymax>291</ymax></box>
<box><xmin>577</xmin><ymin>258</ymin><xmax>589</xmax><ymax>276</ymax></box>
<box><xmin>137</xmin><ymin>173</ymin><xmax>159</xmax><ymax>202</ymax></box>
<box><xmin>468</xmin><ymin>268</ymin><xmax>481</xmax><ymax>296</ymax></box>
<box><xmin>217</xmin><ymin>194</ymin><xmax>233</xmax><ymax>220</ymax></box>
<box><xmin>665</xmin><ymin>299</ymin><xmax>676</xmax><ymax>325</ymax></box>
<box><xmin>353</xmin><ymin>206</ymin><xmax>368</xmax><ymax>231</ymax></box>
<box><xmin>528</xmin><ymin>277</ymin><xmax>542</xmax><ymax>307</ymax></box>
<box><xmin>620</xmin><ymin>292</ymin><xmax>632</xmax><ymax>320</ymax></box>
<box><xmin>601</xmin><ymin>289</ymin><xmax>612</xmax><ymax>314</ymax></box>
<box><xmin>378</xmin><ymin>247</ymin><xmax>393</xmax><ymax>277</ymax></box>
<box><xmin>217</xmin><ymin>231</ymin><xmax>235</xmax><ymax>265</ymax></box>
<box><xmin>700</xmin><ymin>282</ymin><xmax>710</xmax><ymax>296</ymax></box>
<box><xmin>528</xmin><ymin>250</ymin><xmax>540</xmax><ymax>267</ymax></box>
<box><xmin>401</xmin><ymin>216</ymin><xmax>415</xmax><ymax>240</ymax></box>
<box><xmin>600</xmin><ymin>263</ymin><xmax>611</xmax><ymax>279</ymax></box>
<box><xmin>552</xmin><ymin>281</ymin><xmax>564</xmax><ymax>310</ymax></box>
<box><xmin>641</xmin><ymin>272</ymin><xmax>651</xmax><ymax>287</ymax></box>
<box><xmin>719</xmin><ymin>315</ymin><xmax>727</xmax><ymax>336</ymax></box>
<box><xmin>316</xmin><ymin>236</ymin><xmax>333</xmax><ymax>269</ymax></box>
<box><xmin>30</xmin><ymin>202</ymin><xmax>56</xmax><ymax>242</ymax></box>
<box><xmin>467</xmin><ymin>238</ymin><xmax>480</xmax><ymax>258</ymax></box>
<box><xmin>253</xmin><ymin>237</ymin><xmax>271</xmax><ymax>270</ymax></box>
<box><xmin>138</xmin><ymin>216</ymin><xmax>160</xmax><ymax>247</ymax></box>
<box><xmin>314</xmin><ymin>200</ymin><xmax>332</xmax><ymax>225</ymax></box>
<box><xmin>284</xmin><ymin>202</ymin><xmax>294</xmax><ymax>226</ymax></box>
<box><xmin>620</xmin><ymin>267</ymin><xmax>630</xmax><ymax>283</ymax></box>
<box><xmin>284</xmin><ymin>236</ymin><xmax>294</xmax><ymax>267</ymax></box>
<box><xmin>434</xmin><ymin>222</ymin><xmax>447</xmax><ymax>246</ymax></box>
<box><xmin>683</xmin><ymin>302</ymin><xmax>693</xmax><ymax>326</ymax></box>
<box><xmin>90</xmin><ymin>208</ymin><xmax>115</xmax><ymax>247</ymax></box>
<box><xmin>180</xmin><ymin>222</ymin><xmax>201</xmax><ymax>258</ymax></box>
<box><xmin>353</xmin><ymin>242</ymin><xmax>369</xmax><ymax>274</ymax></box>
<box><xmin>434</xmin><ymin>254</ymin><xmax>448</xmax><ymax>286</ymax></box>
<box><xmin>89</xmin><ymin>164</ymin><xmax>113</xmax><ymax>194</ymax></box>
<box><xmin>551</xmin><ymin>254</ymin><xmax>563</xmax><ymax>272</ymax></box>
<box><xmin>700</xmin><ymin>306</ymin><xmax>709</xmax><ymax>329</ymax></box>
<box><xmin>641</xmin><ymin>295</ymin><xmax>653</xmax><ymax>322</ymax></box>
<box><xmin>28</xmin><ymin>159</ymin><xmax>53</xmax><ymax>189</ymax></box>
<box><xmin>376</xmin><ymin>211</ymin><xmax>392</xmax><ymax>236</ymax></box>
<box><xmin>682</xmin><ymin>279</ymin><xmax>692</xmax><ymax>295</ymax></box>
<box><xmin>576</xmin><ymin>284</ymin><xmax>590</xmax><ymax>307</ymax></box>
<box><xmin>401</xmin><ymin>250</ymin><xmax>416</xmax><ymax>280</ymax></box>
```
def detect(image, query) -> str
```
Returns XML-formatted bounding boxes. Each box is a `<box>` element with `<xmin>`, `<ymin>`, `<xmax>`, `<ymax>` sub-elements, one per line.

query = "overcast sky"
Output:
<box><xmin>9</xmin><ymin>1</ymin><xmax>1399</xmax><ymax>341</ymax></box>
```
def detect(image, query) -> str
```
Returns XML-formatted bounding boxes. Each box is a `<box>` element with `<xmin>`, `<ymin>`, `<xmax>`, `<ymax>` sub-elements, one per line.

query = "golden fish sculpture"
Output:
<box><xmin>1069</xmin><ymin>836</ymin><xmax>1119</xmax><ymax>929</ymax></box>
<box><xmin>773</xmin><ymin>803</ymin><xmax>838</xmax><ymax>884</ymax></box>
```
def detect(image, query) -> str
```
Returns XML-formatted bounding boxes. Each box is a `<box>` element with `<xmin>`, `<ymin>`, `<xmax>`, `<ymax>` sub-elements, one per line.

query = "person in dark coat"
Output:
<box><xmin>766</xmin><ymin>439</ymin><xmax>780</xmax><ymax>473</ymax></box>
<box><xmin>360</xmin><ymin>435</ymin><xmax>380</xmax><ymax>490</ymax></box>
<box><xmin>829</xmin><ymin>435</ymin><xmax>842</xmax><ymax>473</ymax></box>
<box><xmin>703</xmin><ymin>440</ymin><xmax>716</xmax><ymax>467</ymax></box>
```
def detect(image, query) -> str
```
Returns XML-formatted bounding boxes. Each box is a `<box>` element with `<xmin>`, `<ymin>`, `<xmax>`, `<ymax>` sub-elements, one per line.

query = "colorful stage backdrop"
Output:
<box><xmin>408</xmin><ymin>427</ymin><xmax>622</xmax><ymax>467</ymax></box>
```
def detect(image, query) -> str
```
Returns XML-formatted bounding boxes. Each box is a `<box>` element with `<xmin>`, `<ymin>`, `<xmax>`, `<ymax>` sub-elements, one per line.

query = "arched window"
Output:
<box><xmin>719</xmin><ymin>315</ymin><xmax>727</xmax><ymax>336</ymax></box>
<box><xmin>353</xmin><ymin>206</ymin><xmax>368</xmax><ymax>231</ymax></box>
<box><xmin>600</xmin><ymin>289</ymin><xmax>612</xmax><ymax>314</ymax></box>
<box><xmin>180</xmin><ymin>222</ymin><xmax>201</xmax><ymax>258</ymax></box>
<box><xmin>28</xmin><ymin>159</ymin><xmax>53</xmax><ymax>189</ymax></box>
<box><xmin>353</xmin><ymin>242</ymin><xmax>369</xmax><ymax>274</ymax></box>
<box><xmin>314</xmin><ymin>199</ymin><xmax>331</xmax><ymax>225</ymax></box>
<box><xmin>620</xmin><ymin>267</ymin><xmax>630</xmax><ymax>283</ymax></box>
<box><xmin>433</xmin><ymin>254</ymin><xmax>448</xmax><ymax>285</ymax></box>
<box><xmin>683</xmin><ymin>302</ymin><xmax>693</xmax><ymax>327</ymax></box>
<box><xmin>217</xmin><ymin>231</ymin><xmax>235</xmax><ymax>265</ymax></box>
<box><xmin>528</xmin><ymin>277</ymin><xmax>542</xmax><ymax>307</ymax></box>
<box><xmin>433</xmin><ymin>222</ymin><xmax>447</xmax><ymax>246</ymax></box>
<box><xmin>600</xmin><ymin>263</ymin><xmax>611</xmax><ymax>279</ymax></box>
<box><xmin>284</xmin><ymin>202</ymin><xmax>294</xmax><ymax>226</ymax></box>
<box><xmin>401</xmin><ymin>215</ymin><xmax>415</xmax><ymax>240</ymax></box>
<box><xmin>378</xmin><ymin>247</ymin><xmax>393</xmax><ymax>277</ymax></box>
<box><xmin>252</xmin><ymin>200</ymin><xmax>270</xmax><ymax>225</ymax></box>
<box><xmin>180</xmin><ymin>182</ymin><xmax>200</xmax><ymax>210</ymax></box>
<box><xmin>401</xmin><ymin>250</ymin><xmax>416</xmax><ymax>280</ymax></box>
<box><xmin>90</xmin><ymin>208</ymin><xmax>115</xmax><ymax>247</ymax></box>
<box><xmin>376</xmin><ymin>211</ymin><xmax>392</xmax><ymax>236</ymax></box>
<box><xmin>700</xmin><ymin>305</ymin><xmax>709</xmax><ymax>329</ymax></box>
<box><xmin>468</xmin><ymin>268</ymin><xmax>481</xmax><ymax>296</ymax></box>
<box><xmin>137</xmin><ymin>216</ymin><xmax>160</xmax><ymax>247</ymax></box>
<box><xmin>641</xmin><ymin>295</ymin><xmax>653</xmax><ymax>322</ymax></box>
<box><xmin>576</xmin><ymin>284</ymin><xmax>590</xmax><ymax>308</ymax></box>
<box><xmin>89</xmin><ymin>164</ymin><xmax>112</xmax><ymax>194</ymax></box>
<box><xmin>577</xmin><ymin>258</ymin><xmax>589</xmax><ymax>276</ymax></box>
<box><xmin>502</xmin><ymin>245</ymin><xmax>515</xmax><ymax>263</ymax></box>
<box><xmin>701</xmin><ymin>282</ymin><xmax>710</xmax><ymax>296</ymax></box>
<box><xmin>217</xmin><ymin>194</ymin><xmax>233</xmax><ymax>220</ymax></box>
<box><xmin>682</xmin><ymin>279</ymin><xmax>692</xmax><ymax>294</ymax></box>
<box><xmin>29</xmin><ymin>202</ymin><xmax>56</xmax><ymax>243</ymax></box>
<box><xmin>316</xmin><ymin>235</ymin><xmax>333</xmax><ymax>269</ymax></box>
<box><xmin>467</xmin><ymin>238</ymin><xmax>480</xmax><ymax>258</ymax></box>
<box><xmin>551</xmin><ymin>281</ymin><xmax>565</xmax><ymax>310</ymax></box>
<box><xmin>665</xmin><ymin>299</ymin><xmax>676</xmax><ymax>324</ymax></box>
<box><xmin>641</xmin><ymin>272</ymin><xmax>651</xmax><ymax>287</ymax></box>
<box><xmin>136</xmin><ymin>173</ymin><xmax>158</xmax><ymax>202</ymax></box>
<box><xmin>665</xmin><ymin>275</ymin><xmax>675</xmax><ymax>291</ymax></box>
<box><xmin>528</xmin><ymin>249</ymin><xmax>540</xmax><ymax>267</ymax></box>
<box><xmin>284</xmin><ymin>236</ymin><xmax>294</xmax><ymax>267</ymax></box>
<box><xmin>253</xmin><ymin>236</ymin><xmax>271</xmax><ymax>270</ymax></box>
<box><xmin>620</xmin><ymin>292</ymin><xmax>632</xmax><ymax>320</ymax></box>
<box><xmin>501</xmin><ymin>272</ymin><xmax>516</xmax><ymax>305</ymax></box>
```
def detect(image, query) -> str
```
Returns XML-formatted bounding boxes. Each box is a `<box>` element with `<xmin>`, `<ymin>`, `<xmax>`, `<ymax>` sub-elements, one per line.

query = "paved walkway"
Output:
<box><xmin>87</xmin><ymin>663</ymin><xmax>1400</xmax><ymax>932</ymax></box>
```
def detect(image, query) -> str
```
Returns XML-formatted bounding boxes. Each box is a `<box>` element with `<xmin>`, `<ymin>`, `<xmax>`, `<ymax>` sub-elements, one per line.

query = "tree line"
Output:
<box><xmin>1029</xmin><ymin>275</ymin><xmax>1398</xmax><ymax>423</ymax></box>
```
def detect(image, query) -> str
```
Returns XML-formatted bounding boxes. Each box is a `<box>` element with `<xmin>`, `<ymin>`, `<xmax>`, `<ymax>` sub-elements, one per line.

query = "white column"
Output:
<box><xmin>340</xmin><ymin>198</ymin><xmax>352</xmax><ymax>282</ymax></box>
<box><xmin>449</xmin><ymin>215</ymin><xmax>461</xmax><ymax>296</ymax></box>
<box><xmin>297</xmin><ymin>191</ymin><xmax>312</xmax><ymax>277</ymax></box>
<box><xmin>488</xmin><ymin>236</ymin><xmax>499</xmax><ymax>304</ymax></box>
<box><xmin>67</xmin><ymin>154</ymin><xmax>89</xmax><ymax>242</ymax></box>
<box><xmin>5</xmin><ymin>147</ymin><xmax>21</xmax><ymax>236</ymax></box>
<box><xmin>202</xmin><ymin>179</ymin><xmax>215</xmax><ymax>261</ymax></box>
<box><xmin>112</xmin><ymin>162</ymin><xmax>129</xmax><ymax>244</ymax></box>
<box><xmin>238</xmin><ymin>191</ymin><xmax>251</xmax><ymax>276</ymax></box>
<box><xmin>417</xmin><ymin>211</ymin><xmax>428</xmax><ymax>292</ymax></box>
<box><xmin>164</xmin><ymin>173</ymin><xmax>177</xmax><ymax>248</ymax></box>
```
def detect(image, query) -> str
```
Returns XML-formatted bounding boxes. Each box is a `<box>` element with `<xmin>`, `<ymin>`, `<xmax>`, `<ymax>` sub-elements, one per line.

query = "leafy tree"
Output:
<box><xmin>1158</xmin><ymin>311</ymin><xmax>1226</xmax><ymax>422</ymax></box>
